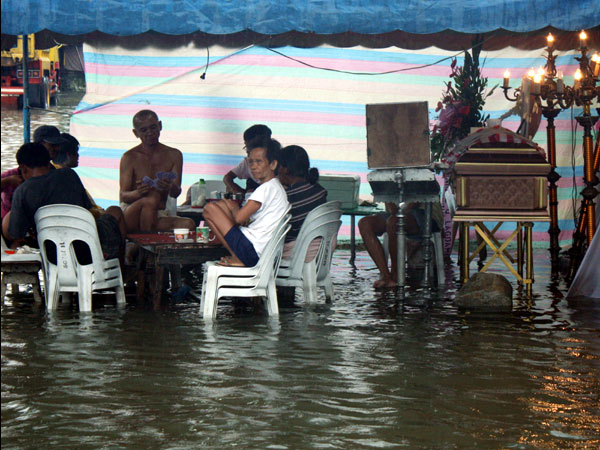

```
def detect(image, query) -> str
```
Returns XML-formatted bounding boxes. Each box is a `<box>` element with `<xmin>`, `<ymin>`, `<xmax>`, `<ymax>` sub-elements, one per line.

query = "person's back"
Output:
<box><xmin>278</xmin><ymin>145</ymin><xmax>327</xmax><ymax>247</ymax></box>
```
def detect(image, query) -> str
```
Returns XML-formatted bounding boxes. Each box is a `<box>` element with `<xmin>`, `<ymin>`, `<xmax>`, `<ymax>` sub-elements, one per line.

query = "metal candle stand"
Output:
<box><xmin>501</xmin><ymin>31</ymin><xmax>600</xmax><ymax>276</ymax></box>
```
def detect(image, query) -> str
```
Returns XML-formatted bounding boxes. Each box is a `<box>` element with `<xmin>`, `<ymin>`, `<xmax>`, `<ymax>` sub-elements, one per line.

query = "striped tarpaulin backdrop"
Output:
<box><xmin>71</xmin><ymin>43</ymin><xmax>591</xmax><ymax>246</ymax></box>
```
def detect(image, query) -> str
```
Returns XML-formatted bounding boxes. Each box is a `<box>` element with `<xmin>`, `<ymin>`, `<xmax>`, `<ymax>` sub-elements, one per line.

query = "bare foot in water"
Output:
<box><xmin>373</xmin><ymin>278</ymin><xmax>397</xmax><ymax>289</ymax></box>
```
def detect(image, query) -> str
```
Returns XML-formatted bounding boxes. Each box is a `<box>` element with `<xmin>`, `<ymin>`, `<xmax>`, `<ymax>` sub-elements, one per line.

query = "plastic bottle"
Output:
<box><xmin>196</xmin><ymin>178</ymin><xmax>207</xmax><ymax>206</ymax></box>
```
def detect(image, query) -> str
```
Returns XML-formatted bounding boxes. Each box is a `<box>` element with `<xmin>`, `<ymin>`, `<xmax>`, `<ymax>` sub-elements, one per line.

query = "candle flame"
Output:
<box><xmin>574</xmin><ymin>68</ymin><xmax>582</xmax><ymax>81</ymax></box>
<box><xmin>547</xmin><ymin>33</ymin><xmax>555</xmax><ymax>44</ymax></box>
<box><xmin>504</xmin><ymin>70</ymin><xmax>510</xmax><ymax>78</ymax></box>
<box><xmin>533</xmin><ymin>74</ymin><xmax>542</xmax><ymax>83</ymax></box>
<box><xmin>579</xmin><ymin>30</ymin><xmax>587</xmax><ymax>41</ymax></box>
<box><xmin>537</xmin><ymin>67</ymin><xmax>545</xmax><ymax>76</ymax></box>
<box><xmin>592</xmin><ymin>53</ymin><xmax>600</xmax><ymax>63</ymax></box>
<box><xmin>528</xmin><ymin>68</ymin><xmax>536</xmax><ymax>78</ymax></box>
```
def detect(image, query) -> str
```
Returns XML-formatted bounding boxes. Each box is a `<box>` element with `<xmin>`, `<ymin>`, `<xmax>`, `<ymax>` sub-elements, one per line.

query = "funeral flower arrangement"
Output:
<box><xmin>430</xmin><ymin>41</ymin><xmax>496</xmax><ymax>165</ymax></box>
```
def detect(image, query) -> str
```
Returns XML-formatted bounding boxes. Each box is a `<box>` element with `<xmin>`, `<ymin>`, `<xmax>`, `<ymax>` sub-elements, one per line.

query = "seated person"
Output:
<box><xmin>53</xmin><ymin>132</ymin><xmax>104</xmax><ymax>219</ymax></box>
<box><xmin>358</xmin><ymin>200</ymin><xmax>443</xmax><ymax>289</ymax></box>
<box><xmin>277</xmin><ymin>145</ymin><xmax>328</xmax><ymax>258</ymax></box>
<box><xmin>119</xmin><ymin>109</ymin><xmax>194</xmax><ymax>233</ymax></box>
<box><xmin>223</xmin><ymin>124</ymin><xmax>272</xmax><ymax>195</ymax></box>
<box><xmin>203</xmin><ymin>138</ymin><xmax>289</xmax><ymax>267</ymax></box>
<box><xmin>33</xmin><ymin>125</ymin><xmax>66</xmax><ymax>161</ymax></box>
<box><xmin>1</xmin><ymin>166</ymin><xmax>23</xmax><ymax>221</ymax></box>
<box><xmin>2</xmin><ymin>143</ymin><xmax>127</xmax><ymax>265</ymax></box>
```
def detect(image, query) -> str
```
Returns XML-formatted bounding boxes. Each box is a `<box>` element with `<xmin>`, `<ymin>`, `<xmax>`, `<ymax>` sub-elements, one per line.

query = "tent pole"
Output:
<box><xmin>22</xmin><ymin>35</ymin><xmax>31</xmax><ymax>143</ymax></box>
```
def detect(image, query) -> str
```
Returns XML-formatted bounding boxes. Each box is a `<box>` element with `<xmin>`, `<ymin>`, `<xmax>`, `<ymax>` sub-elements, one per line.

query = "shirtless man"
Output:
<box><xmin>119</xmin><ymin>110</ymin><xmax>194</xmax><ymax>233</ymax></box>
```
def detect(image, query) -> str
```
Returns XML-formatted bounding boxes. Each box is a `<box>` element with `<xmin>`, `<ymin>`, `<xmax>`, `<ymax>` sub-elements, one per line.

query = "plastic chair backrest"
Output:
<box><xmin>34</xmin><ymin>204</ymin><xmax>106</xmax><ymax>289</ymax></box>
<box><xmin>284</xmin><ymin>201</ymin><xmax>342</xmax><ymax>268</ymax></box>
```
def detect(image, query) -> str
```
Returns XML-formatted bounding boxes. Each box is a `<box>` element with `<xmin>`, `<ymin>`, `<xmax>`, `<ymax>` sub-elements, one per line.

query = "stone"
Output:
<box><xmin>455</xmin><ymin>272</ymin><xmax>513</xmax><ymax>312</ymax></box>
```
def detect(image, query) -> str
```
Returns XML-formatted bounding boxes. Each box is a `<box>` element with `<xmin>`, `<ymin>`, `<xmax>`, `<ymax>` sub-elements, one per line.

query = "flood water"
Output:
<box><xmin>2</xmin><ymin>95</ymin><xmax>599</xmax><ymax>449</ymax></box>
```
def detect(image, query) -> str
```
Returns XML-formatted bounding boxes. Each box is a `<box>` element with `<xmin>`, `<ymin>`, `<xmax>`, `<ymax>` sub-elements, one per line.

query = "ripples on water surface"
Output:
<box><xmin>2</xmin><ymin>250</ymin><xmax>599</xmax><ymax>449</ymax></box>
<box><xmin>2</xmin><ymin>97</ymin><xmax>599</xmax><ymax>448</ymax></box>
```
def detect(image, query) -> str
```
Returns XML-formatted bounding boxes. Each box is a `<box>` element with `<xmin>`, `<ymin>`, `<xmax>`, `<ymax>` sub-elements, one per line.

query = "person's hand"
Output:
<box><xmin>155</xmin><ymin>177</ymin><xmax>172</xmax><ymax>192</ymax></box>
<box><xmin>135</xmin><ymin>179</ymin><xmax>152</xmax><ymax>196</ymax></box>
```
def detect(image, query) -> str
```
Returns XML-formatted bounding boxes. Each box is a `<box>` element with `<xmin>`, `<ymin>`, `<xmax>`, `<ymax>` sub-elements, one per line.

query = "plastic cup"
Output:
<box><xmin>196</xmin><ymin>226</ymin><xmax>211</xmax><ymax>243</ymax></box>
<box><xmin>174</xmin><ymin>228</ymin><xmax>189</xmax><ymax>242</ymax></box>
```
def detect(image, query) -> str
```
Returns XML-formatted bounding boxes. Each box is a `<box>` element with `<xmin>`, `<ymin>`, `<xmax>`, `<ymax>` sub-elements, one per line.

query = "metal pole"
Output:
<box><xmin>22</xmin><ymin>35</ymin><xmax>31</xmax><ymax>143</ymax></box>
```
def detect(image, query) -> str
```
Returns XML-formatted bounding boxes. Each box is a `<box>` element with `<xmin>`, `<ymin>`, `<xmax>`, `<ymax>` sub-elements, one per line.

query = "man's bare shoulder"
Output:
<box><xmin>122</xmin><ymin>144</ymin><xmax>145</xmax><ymax>160</ymax></box>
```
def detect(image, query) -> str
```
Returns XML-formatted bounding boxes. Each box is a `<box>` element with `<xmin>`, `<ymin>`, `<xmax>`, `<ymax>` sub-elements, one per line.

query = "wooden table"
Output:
<box><xmin>128</xmin><ymin>232</ymin><xmax>228</xmax><ymax>309</ymax></box>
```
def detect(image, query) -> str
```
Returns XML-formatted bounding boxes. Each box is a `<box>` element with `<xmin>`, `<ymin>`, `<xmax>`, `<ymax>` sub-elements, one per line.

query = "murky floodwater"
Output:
<box><xmin>2</xmin><ymin>95</ymin><xmax>599</xmax><ymax>448</ymax></box>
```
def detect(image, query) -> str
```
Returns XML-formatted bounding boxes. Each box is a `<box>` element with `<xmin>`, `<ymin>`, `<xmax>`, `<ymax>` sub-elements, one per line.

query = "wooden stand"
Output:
<box><xmin>455</xmin><ymin>213</ymin><xmax>550</xmax><ymax>296</ymax></box>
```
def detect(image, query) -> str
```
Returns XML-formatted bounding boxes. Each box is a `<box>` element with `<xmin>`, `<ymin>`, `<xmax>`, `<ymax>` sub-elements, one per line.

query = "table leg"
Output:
<box><xmin>422</xmin><ymin>202</ymin><xmax>432</xmax><ymax>291</ymax></box>
<box><xmin>151</xmin><ymin>264</ymin><xmax>165</xmax><ymax>310</ymax></box>
<box><xmin>517</xmin><ymin>222</ymin><xmax>523</xmax><ymax>281</ymax></box>
<box><xmin>460</xmin><ymin>222</ymin><xmax>470</xmax><ymax>283</ymax></box>
<box><xmin>525</xmin><ymin>222</ymin><xmax>534</xmax><ymax>296</ymax></box>
<box><xmin>136</xmin><ymin>249</ymin><xmax>148</xmax><ymax>305</ymax></box>
<box><xmin>350</xmin><ymin>214</ymin><xmax>356</xmax><ymax>266</ymax></box>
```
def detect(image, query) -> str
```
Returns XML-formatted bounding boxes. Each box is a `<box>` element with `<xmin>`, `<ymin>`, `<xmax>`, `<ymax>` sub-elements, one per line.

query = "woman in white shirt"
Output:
<box><xmin>203</xmin><ymin>138</ymin><xmax>289</xmax><ymax>267</ymax></box>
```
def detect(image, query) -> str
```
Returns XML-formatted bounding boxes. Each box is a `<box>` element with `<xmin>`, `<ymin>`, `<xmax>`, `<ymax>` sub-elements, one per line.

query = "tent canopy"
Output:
<box><xmin>2</xmin><ymin>0</ymin><xmax>599</xmax><ymax>37</ymax></box>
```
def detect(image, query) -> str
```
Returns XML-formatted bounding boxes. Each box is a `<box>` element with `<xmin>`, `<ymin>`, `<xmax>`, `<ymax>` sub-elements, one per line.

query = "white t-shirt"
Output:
<box><xmin>241</xmin><ymin>177</ymin><xmax>289</xmax><ymax>256</ymax></box>
<box><xmin>232</xmin><ymin>157</ymin><xmax>260</xmax><ymax>183</ymax></box>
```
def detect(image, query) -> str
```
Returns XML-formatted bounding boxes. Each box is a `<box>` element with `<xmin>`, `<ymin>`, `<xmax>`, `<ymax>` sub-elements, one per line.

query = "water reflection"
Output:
<box><xmin>2</xmin><ymin>97</ymin><xmax>599</xmax><ymax>448</ymax></box>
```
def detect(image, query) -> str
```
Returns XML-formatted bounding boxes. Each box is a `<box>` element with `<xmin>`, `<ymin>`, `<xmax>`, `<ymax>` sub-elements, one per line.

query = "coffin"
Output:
<box><xmin>453</xmin><ymin>129</ymin><xmax>550</xmax><ymax>216</ymax></box>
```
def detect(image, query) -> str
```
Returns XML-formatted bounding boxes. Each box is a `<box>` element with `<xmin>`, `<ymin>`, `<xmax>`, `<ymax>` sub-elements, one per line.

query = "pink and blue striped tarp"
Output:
<box><xmin>71</xmin><ymin>43</ymin><xmax>591</xmax><ymax>246</ymax></box>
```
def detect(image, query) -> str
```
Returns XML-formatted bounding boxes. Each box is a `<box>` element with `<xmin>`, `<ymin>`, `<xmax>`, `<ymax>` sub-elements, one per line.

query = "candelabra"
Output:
<box><xmin>501</xmin><ymin>31</ymin><xmax>600</xmax><ymax>276</ymax></box>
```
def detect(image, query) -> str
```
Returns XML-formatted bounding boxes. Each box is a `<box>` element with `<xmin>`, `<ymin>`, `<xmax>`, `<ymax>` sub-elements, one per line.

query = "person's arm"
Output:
<box><xmin>1</xmin><ymin>169</ymin><xmax>23</xmax><ymax>192</ymax></box>
<box><xmin>167</xmin><ymin>149</ymin><xmax>183</xmax><ymax>198</ymax></box>
<box><xmin>223</xmin><ymin>170</ymin><xmax>244</xmax><ymax>194</ymax></box>
<box><xmin>224</xmin><ymin>198</ymin><xmax>260</xmax><ymax>225</ymax></box>
<box><xmin>119</xmin><ymin>153</ymin><xmax>151</xmax><ymax>204</ymax></box>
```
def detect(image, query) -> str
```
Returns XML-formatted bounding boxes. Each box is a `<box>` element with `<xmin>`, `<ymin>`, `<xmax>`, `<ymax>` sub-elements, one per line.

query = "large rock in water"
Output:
<box><xmin>455</xmin><ymin>272</ymin><xmax>513</xmax><ymax>312</ymax></box>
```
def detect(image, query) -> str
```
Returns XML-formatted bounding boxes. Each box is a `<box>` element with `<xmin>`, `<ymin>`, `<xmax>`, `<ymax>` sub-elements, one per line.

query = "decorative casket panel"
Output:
<box><xmin>453</xmin><ymin>128</ymin><xmax>550</xmax><ymax>215</ymax></box>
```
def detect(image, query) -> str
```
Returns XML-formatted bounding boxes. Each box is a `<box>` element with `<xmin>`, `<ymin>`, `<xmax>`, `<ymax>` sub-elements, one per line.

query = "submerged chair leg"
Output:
<box><xmin>322</xmin><ymin>273</ymin><xmax>334</xmax><ymax>303</ymax></box>
<box><xmin>45</xmin><ymin>268</ymin><xmax>60</xmax><ymax>310</ymax></box>
<box><xmin>77</xmin><ymin>266</ymin><xmax>94</xmax><ymax>312</ymax></box>
<box><xmin>265</xmin><ymin>279</ymin><xmax>279</xmax><ymax>316</ymax></box>
<box><xmin>200</xmin><ymin>263</ymin><xmax>219</xmax><ymax>319</ymax></box>
<box><xmin>302</xmin><ymin>260</ymin><xmax>319</xmax><ymax>304</ymax></box>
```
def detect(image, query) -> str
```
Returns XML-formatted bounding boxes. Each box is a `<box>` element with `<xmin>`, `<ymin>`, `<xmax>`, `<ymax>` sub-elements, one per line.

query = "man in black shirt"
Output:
<box><xmin>3</xmin><ymin>143</ymin><xmax>125</xmax><ymax>261</ymax></box>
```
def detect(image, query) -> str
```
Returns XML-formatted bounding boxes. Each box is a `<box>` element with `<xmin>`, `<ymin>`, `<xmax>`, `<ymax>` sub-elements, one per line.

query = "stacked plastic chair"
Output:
<box><xmin>34</xmin><ymin>204</ymin><xmax>125</xmax><ymax>312</ymax></box>
<box><xmin>200</xmin><ymin>207</ymin><xmax>292</xmax><ymax>319</ymax></box>
<box><xmin>276</xmin><ymin>201</ymin><xmax>342</xmax><ymax>304</ymax></box>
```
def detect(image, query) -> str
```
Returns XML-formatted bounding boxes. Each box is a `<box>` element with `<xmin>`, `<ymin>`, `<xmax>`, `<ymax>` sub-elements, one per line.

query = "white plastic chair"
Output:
<box><xmin>383</xmin><ymin>231</ymin><xmax>445</xmax><ymax>286</ymax></box>
<box><xmin>1</xmin><ymin>235</ymin><xmax>44</xmax><ymax>303</ymax></box>
<box><xmin>276</xmin><ymin>201</ymin><xmax>342</xmax><ymax>304</ymax></box>
<box><xmin>200</xmin><ymin>210</ymin><xmax>291</xmax><ymax>319</ymax></box>
<box><xmin>34</xmin><ymin>204</ymin><xmax>126</xmax><ymax>312</ymax></box>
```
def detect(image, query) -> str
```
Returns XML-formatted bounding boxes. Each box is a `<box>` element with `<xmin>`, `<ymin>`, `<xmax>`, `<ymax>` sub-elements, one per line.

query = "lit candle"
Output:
<box><xmin>527</xmin><ymin>68</ymin><xmax>535</xmax><ymax>79</ymax></box>
<box><xmin>503</xmin><ymin>70</ymin><xmax>510</xmax><ymax>88</ymax></box>
<box><xmin>546</xmin><ymin>33</ymin><xmax>555</xmax><ymax>47</ymax></box>
<box><xmin>574</xmin><ymin>68</ymin><xmax>582</xmax><ymax>90</ymax></box>
<box><xmin>533</xmin><ymin>74</ymin><xmax>542</xmax><ymax>94</ymax></box>
<box><xmin>592</xmin><ymin>53</ymin><xmax>600</xmax><ymax>77</ymax></box>
<box><xmin>579</xmin><ymin>30</ymin><xmax>587</xmax><ymax>48</ymax></box>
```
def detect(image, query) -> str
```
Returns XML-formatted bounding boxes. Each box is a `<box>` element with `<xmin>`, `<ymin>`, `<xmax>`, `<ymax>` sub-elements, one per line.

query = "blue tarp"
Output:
<box><xmin>2</xmin><ymin>0</ymin><xmax>599</xmax><ymax>36</ymax></box>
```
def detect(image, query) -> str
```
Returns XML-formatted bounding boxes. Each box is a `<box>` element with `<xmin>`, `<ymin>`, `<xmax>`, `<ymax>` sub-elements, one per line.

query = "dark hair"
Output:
<box><xmin>280</xmin><ymin>145</ymin><xmax>319</xmax><ymax>184</ymax></box>
<box><xmin>247</xmin><ymin>137</ymin><xmax>282</xmax><ymax>174</ymax></box>
<box><xmin>133</xmin><ymin>109</ymin><xmax>159</xmax><ymax>128</ymax></box>
<box><xmin>243</xmin><ymin>124</ymin><xmax>271</xmax><ymax>143</ymax></box>
<box><xmin>16</xmin><ymin>143</ymin><xmax>50</xmax><ymax>168</ymax></box>
<box><xmin>53</xmin><ymin>133</ymin><xmax>80</xmax><ymax>166</ymax></box>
